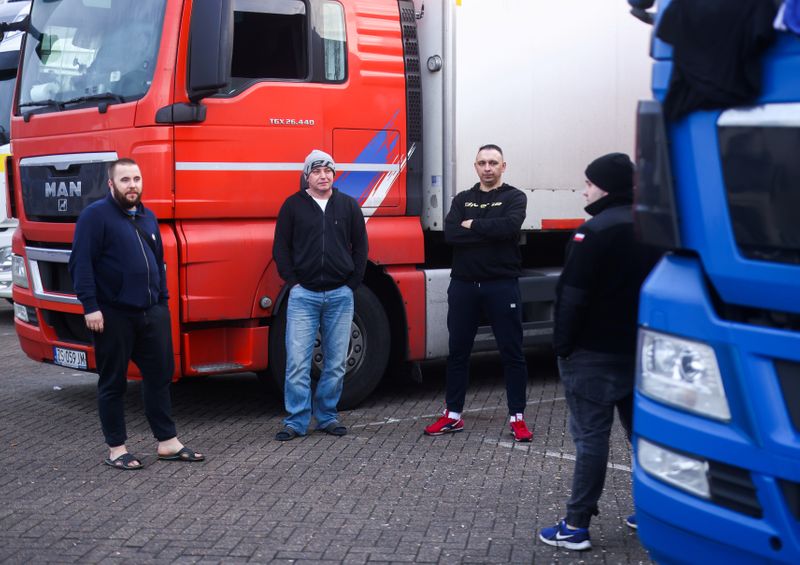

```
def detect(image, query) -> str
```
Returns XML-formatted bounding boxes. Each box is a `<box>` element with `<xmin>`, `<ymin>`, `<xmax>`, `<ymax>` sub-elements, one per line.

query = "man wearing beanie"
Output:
<box><xmin>423</xmin><ymin>144</ymin><xmax>533</xmax><ymax>443</ymax></box>
<box><xmin>272</xmin><ymin>149</ymin><xmax>368</xmax><ymax>440</ymax></box>
<box><xmin>540</xmin><ymin>153</ymin><xmax>657</xmax><ymax>550</ymax></box>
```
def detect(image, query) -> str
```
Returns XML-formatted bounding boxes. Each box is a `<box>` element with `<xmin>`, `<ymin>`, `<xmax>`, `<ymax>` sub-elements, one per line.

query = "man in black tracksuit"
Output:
<box><xmin>272</xmin><ymin>150</ymin><xmax>368</xmax><ymax>441</ymax></box>
<box><xmin>69</xmin><ymin>158</ymin><xmax>203</xmax><ymax>470</ymax></box>
<box><xmin>424</xmin><ymin>144</ymin><xmax>533</xmax><ymax>442</ymax></box>
<box><xmin>540</xmin><ymin>153</ymin><xmax>657</xmax><ymax>550</ymax></box>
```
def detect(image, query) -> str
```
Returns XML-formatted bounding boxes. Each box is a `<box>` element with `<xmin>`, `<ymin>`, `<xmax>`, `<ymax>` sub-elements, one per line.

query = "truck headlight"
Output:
<box><xmin>0</xmin><ymin>246</ymin><xmax>11</xmax><ymax>272</ymax></box>
<box><xmin>638</xmin><ymin>438</ymin><xmax>710</xmax><ymax>498</ymax></box>
<box><xmin>13</xmin><ymin>303</ymin><xmax>38</xmax><ymax>326</ymax></box>
<box><xmin>13</xmin><ymin>302</ymin><xmax>29</xmax><ymax>323</ymax></box>
<box><xmin>637</xmin><ymin>328</ymin><xmax>730</xmax><ymax>421</ymax></box>
<box><xmin>11</xmin><ymin>254</ymin><xmax>28</xmax><ymax>288</ymax></box>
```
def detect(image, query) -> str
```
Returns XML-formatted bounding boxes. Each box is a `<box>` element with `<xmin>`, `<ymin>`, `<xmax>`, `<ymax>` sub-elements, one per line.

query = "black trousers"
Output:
<box><xmin>445</xmin><ymin>277</ymin><xmax>528</xmax><ymax>414</ymax></box>
<box><xmin>92</xmin><ymin>304</ymin><xmax>177</xmax><ymax>447</ymax></box>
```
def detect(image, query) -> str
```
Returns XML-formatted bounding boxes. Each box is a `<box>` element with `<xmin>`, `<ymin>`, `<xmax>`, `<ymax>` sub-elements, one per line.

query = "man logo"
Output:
<box><xmin>58</xmin><ymin>199</ymin><xmax>67</xmax><ymax>212</ymax></box>
<box><xmin>45</xmin><ymin>181</ymin><xmax>82</xmax><ymax>198</ymax></box>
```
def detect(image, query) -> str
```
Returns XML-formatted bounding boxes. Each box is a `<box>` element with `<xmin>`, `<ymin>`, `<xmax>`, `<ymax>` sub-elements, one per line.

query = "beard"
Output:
<box><xmin>111</xmin><ymin>184</ymin><xmax>142</xmax><ymax>209</ymax></box>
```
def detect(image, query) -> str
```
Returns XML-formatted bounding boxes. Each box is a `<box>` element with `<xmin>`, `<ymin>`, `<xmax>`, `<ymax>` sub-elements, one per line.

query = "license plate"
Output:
<box><xmin>53</xmin><ymin>347</ymin><xmax>87</xmax><ymax>370</ymax></box>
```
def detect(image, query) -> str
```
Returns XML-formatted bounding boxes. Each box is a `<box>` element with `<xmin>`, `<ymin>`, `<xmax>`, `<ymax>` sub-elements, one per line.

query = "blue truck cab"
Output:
<box><xmin>630</xmin><ymin>1</ymin><xmax>800</xmax><ymax>563</ymax></box>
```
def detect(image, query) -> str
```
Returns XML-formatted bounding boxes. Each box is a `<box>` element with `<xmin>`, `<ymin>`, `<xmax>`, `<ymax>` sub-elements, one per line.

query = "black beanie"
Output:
<box><xmin>584</xmin><ymin>153</ymin><xmax>634</xmax><ymax>195</ymax></box>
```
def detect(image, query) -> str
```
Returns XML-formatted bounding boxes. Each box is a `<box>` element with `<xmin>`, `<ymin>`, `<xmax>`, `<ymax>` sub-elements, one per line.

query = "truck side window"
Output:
<box><xmin>320</xmin><ymin>1</ymin><xmax>346</xmax><ymax>82</ymax></box>
<box><xmin>230</xmin><ymin>0</ymin><xmax>309</xmax><ymax>89</ymax></box>
<box><xmin>227</xmin><ymin>0</ymin><xmax>347</xmax><ymax>93</ymax></box>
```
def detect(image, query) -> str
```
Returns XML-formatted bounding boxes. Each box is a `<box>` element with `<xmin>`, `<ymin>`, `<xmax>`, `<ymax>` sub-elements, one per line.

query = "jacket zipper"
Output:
<box><xmin>320</xmin><ymin>199</ymin><xmax>326</xmax><ymax>287</ymax></box>
<box><xmin>131</xmin><ymin>216</ymin><xmax>153</xmax><ymax>306</ymax></box>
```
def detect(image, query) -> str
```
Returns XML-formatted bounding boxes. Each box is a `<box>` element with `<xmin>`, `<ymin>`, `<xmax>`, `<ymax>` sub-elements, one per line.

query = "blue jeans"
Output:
<box><xmin>283</xmin><ymin>285</ymin><xmax>354</xmax><ymax>434</ymax></box>
<box><xmin>558</xmin><ymin>348</ymin><xmax>634</xmax><ymax>529</ymax></box>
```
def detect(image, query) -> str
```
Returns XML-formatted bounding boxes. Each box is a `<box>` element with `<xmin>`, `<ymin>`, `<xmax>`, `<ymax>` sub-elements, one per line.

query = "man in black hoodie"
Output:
<box><xmin>272</xmin><ymin>150</ymin><xmax>368</xmax><ymax>441</ymax></box>
<box><xmin>423</xmin><ymin>144</ymin><xmax>532</xmax><ymax>442</ymax></box>
<box><xmin>540</xmin><ymin>153</ymin><xmax>655</xmax><ymax>550</ymax></box>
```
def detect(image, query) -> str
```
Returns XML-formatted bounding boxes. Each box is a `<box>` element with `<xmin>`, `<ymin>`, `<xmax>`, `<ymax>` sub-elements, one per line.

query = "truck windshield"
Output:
<box><xmin>17</xmin><ymin>0</ymin><xmax>165</xmax><ymax>114</ymax></box>
<box><xmin>719</xmin><ymin>122</ymin><xmax>800</xmax><ymax>265</ymax></box>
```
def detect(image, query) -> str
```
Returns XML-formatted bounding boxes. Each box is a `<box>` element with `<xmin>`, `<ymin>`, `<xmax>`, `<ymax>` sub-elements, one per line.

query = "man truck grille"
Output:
<box><xmin>780</xmin><ymin>480</ymin><xmax>800</xmax><ymax>522</ymax></box>
<box><xmin>708</xmin><ymin>460</ymin><xmax>763</xmax><ymax>518</ymax></box>
<box><xmin>41</xmin><ymin>310</ymin><xmax>91</xmax><ymax>346</ymax></box>
<box><xmin>776</xmin><ymin>359</ymin><xmax>800</xmax><ymax>433</ymax></box>
<box><xmin>19</xmin><ymin>153</ymin><xmax>116</xmax><ymax>222</ymax></box>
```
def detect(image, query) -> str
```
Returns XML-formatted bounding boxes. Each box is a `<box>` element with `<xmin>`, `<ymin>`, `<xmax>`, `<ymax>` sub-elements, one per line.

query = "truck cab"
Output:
<box><xmin>9</xmin><ymin>0</ymin><xmax>650</xmax><ymax>407</ymax></box>
<box><xmin>632</xmin><ymin>1</ymin><xmax>800</xmax><ymax>562</ymax></box>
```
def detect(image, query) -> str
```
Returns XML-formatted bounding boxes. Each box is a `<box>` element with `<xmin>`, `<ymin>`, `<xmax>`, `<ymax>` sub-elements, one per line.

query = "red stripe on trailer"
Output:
<box><xmin>541</xmin><ymin>219</ymin><xmax>584</xmax><ymax>230</ymax></box>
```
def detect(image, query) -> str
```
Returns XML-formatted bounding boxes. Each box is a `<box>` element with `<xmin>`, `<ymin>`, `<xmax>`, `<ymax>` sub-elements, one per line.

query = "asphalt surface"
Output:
<box><xmin>0</xmin><ymin>300</ymin><xmax>652</xmax><ymax>564</ymax></box>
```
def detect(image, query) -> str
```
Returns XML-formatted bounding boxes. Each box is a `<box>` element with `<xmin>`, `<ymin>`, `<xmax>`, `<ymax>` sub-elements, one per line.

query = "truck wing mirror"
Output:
<box><xmin>187</xmin><ymin>0</ymin><xmax>233</xmax><ymax>103</ymax></box>
<box><xmin>628</xmin><ymin>0</ymin><xmax>655</xmax><ymax>24</ymax></box>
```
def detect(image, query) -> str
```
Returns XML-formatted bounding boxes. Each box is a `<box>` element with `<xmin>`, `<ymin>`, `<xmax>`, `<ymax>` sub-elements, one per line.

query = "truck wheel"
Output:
<box><xmin>268</xmin><ymin>285</ymin><xmax>390</xmax><ymax>409</ymax></box>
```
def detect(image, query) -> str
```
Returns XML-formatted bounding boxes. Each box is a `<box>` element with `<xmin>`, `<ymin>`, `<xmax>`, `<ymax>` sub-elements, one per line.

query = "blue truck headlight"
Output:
<box><xmin>637</xmin><ymin>328</ymin><xmax>731</xmax><ymax>421</ymax></box>
<box><xmin>638</xmin><ymin>438</ymin><xmax>710</xmax><ymax>498</ymax></box>
<box><xmin>11</xmin><ymin>254</ymin><xmax>28</xmax><ymax>288</ymax></box>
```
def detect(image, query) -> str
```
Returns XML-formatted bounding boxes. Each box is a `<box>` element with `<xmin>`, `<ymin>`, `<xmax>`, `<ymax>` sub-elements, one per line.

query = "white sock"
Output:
<box><xmin>509</xmin><ymin>413</ymin><xmax>524</xmax><ymax>422</ymax></box>
<box><xmin>446</xmin><ymin>410</ymin><xmax>461</xmax><ymax>420</ymax></box>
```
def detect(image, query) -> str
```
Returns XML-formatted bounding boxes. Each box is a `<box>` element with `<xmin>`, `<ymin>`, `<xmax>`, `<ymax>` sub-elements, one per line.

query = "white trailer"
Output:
<box><xmin>415</xmin><ymin>0</ymin><xmax>652</xmax><ymax>230</ymax></box>
<box><xmin>413</xmin><ymin>0</ymin><xmax>653</xmax><ymax>358</ymax></box>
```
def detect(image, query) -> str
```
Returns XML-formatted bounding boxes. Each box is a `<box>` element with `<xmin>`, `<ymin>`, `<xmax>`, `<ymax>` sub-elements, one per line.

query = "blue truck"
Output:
<box><xmin>630</xmin><ymin>1</ymin><xmax>800</xmax><ymax>563</ymax></box>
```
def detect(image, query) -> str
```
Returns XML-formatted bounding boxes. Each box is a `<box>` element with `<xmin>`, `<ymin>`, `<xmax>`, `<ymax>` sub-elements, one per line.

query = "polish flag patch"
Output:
<box><xmin>573</xmin><ymin>232</ymin><xmax>586</xmax><ymax>242</ymax></box>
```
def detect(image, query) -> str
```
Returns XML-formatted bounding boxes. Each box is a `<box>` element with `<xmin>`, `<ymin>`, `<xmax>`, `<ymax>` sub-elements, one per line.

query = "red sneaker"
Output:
<box><xmin>424</xmin><ymin>411</ymin><xmax>464</xmax><ymax>436</ymax></box>
<box><xmin>510</xmin><ymin>418</ymin><xmax>533</xmax><ymax>442</ymax></box>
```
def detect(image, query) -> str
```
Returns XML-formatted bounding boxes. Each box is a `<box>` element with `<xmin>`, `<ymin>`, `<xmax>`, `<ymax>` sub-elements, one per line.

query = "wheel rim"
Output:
<box><xmin>311</xmin><ymin>313</ymin><xmax>366</xmax><ymax>377</ymax></box>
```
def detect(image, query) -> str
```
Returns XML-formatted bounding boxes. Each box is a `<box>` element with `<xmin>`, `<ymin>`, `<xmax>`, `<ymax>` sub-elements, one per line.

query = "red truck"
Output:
<box><xmin>9</xmin><ymin>0</ymin><xmax>650</xmax><ymax>406</ymax></box>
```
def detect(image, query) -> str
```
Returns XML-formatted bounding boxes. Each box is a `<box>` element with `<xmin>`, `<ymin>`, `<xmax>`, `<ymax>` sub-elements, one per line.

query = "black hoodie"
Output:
<box><xmin>444</xmin><ymin>183</ymin><xmax>527</xmax><ymax>281</ymax></box>
<box><xmin>273</xmin><ymin>187</ymin><xmax>368</xmax><ymax>291</ymax></box>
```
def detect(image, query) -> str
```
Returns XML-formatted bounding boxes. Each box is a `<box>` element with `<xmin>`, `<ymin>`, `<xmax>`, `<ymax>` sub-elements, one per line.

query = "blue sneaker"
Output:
<box><xmin>626</xmin><ymin>514</ymin><xmax>637</xmax><ymax>530</ymax></box>
<box><xmin>539</xmin><ymin>519</ymin><xmax>591</xmax><ymax>551</ymax></box>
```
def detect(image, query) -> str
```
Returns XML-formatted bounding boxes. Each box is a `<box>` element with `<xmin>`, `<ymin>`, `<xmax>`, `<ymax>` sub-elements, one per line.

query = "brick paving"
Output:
<box><xmin>0</xmin><ymin>301</ymin><xmax>652</xmax><ymax>564</ymax></box>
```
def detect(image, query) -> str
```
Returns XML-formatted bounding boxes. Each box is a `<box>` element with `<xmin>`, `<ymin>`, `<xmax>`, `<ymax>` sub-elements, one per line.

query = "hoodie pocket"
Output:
<box><xmin>114</xmin><ymin>273</ymin><xmax>150</xmax><ymax>307</ymax></box>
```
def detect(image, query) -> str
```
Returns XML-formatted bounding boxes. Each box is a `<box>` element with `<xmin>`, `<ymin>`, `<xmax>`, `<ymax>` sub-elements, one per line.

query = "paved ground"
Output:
<box><xmin>0</xmin><ymin>300</ymin><xmax>651</xmax><ymax>564</ymax></box>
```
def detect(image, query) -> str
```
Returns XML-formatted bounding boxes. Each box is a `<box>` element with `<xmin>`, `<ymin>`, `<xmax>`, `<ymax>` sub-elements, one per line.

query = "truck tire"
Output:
<box><xmin>267</xmin><ymin>285</ymin><xmax>391</xmax><ymax>409</ymax></box>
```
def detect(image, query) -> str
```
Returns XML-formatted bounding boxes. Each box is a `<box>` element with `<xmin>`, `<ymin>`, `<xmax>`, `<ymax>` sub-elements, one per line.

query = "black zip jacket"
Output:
<box><xmin>553</xmin><ymin>194</ymin><xmax>658</xmax><ymax>357</ymax></box>
<box><xmin>69</xmin><ymin>193</ymin><xmax>167</xmax><ymax>314</ymax></box>
<box><xmin>273</xmin><ymin>187</ymin><xmax>368</xmax><ymax>291</ymax></box>
<box><xmin>445</xmin><ymin>183</ymin><xmax>526</xmax><ymax>281</ymax></box>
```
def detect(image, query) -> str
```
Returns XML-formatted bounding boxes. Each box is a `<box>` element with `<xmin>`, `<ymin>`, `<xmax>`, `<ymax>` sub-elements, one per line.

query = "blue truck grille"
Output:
<box><xmin>780</xmin><ymin>480</ymin><xmax>800</xmax><ymax>522</ymax></box>
<box><xmin>708</xmin><ymin>461</ymin><xmax>762</xmax><ymax>518</ymax></box>
<box><xmin>776</xmin><ymin>360</ymin><xmax>800</xmax><ymax>433</ymax></box>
